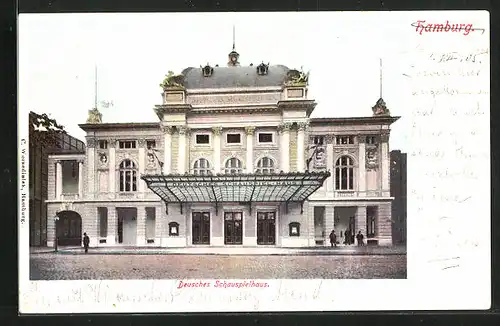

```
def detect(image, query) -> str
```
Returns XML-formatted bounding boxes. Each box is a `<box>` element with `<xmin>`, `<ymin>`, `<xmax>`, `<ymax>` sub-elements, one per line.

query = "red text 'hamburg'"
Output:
<box><xmin>415</xmin><ymin>20</ymin><xmax>474</xmax><ymax>36</ymax></box>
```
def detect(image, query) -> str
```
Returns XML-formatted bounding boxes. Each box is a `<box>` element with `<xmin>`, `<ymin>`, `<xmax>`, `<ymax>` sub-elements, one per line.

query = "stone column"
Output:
<box><xmin>55</xmin><ymin>160</ymin><xmax>63</xmax><ymax>199</ymax></box>
<box><xmin>177</xmin><ymin>126</ymin><xmax>189</xmax><ymax>174</ymax></box>
<box><xmin>138</xmin><ymin>139</ymin><xmax>146</xmax><ymax>192</ymax></box>
<box><xmin>77</xmin><ymin>159</ymin><xmax>84</xmax><ymax>199</ymax></box>
<box><xmin>278</xmin><ymin>123</ymin><xmax>291</xmax><ymax>172</ymax></box>
<box><xmin>296</xmin><ymin>122</ymin><xmax>308</xmax><ymax>172</ymax></box>
<box><xmin>358</xmin><ymin>135</ymin><xmax>366</xmax><ymax>195</ymax></box>
<box><xmin>355</xmin><ymin>205</ymin><xmax>367</xmax><ymax>239</ymax></box>
<box><xmin>325</xmin><ymin>206</ymin><xmax>334</xmax><ymax>244</ymax></box>
<box><xmin>162</xmin><ymin>126</ymin><xmax>173</xmax><ymax>174</ymax></box>
<box><xmin>86</xmin><ymin>137</ymin><xmax>96</xmax><ymax>199</ymax></box>
<box><xmin>212</xmin><ymin>127</ymin><xmax>223</xmax><ymax>173</ymax></box>
<box><xmin>107</xmin><ymin>206</ymin><xmax>116</xmax><ymax>245</ymax></box>
<box><xmin>381</xmin><ymin>132</ymin><xmax>390</xmax><ymax>193</ymax></box>
<box><xmin>137</xmin><ymin>206</ymin><xmax>146</xmax><ymax>245</ymax></box>
<box><xmin>326</xmin><ymin>135</ymin><xmax>334</xmax><ymax>192</ymax></box>
<box><xmin>245</xmin><ymin>126</ymin><xmax>255</xmax><ymax>173</ymax></box>
<box><xmin>107</xmin><ymin>138</ymin><xmax>116</xmax><ymax>194</ymax></box>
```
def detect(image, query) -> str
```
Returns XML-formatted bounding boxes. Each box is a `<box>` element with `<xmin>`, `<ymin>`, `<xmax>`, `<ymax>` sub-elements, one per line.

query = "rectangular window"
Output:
<box><xmin>99</xmin><ymin>140</ymin><xmax>108</xmax><ymax>149</ymax></box>
<box><xmin>366</xmin><ymin>136</ymin><xmax>377</xmax><ymax>144</ymax></box>
<box><xmin>258</xmin><ymin>133</ymin><xmax>273</xmax><ymax>143</ymax></box>
<box><xmin>196</xmin><ymin>134</ymin><xmax>210</xmax><ymax>144</ymax></box>
<box><xmin>98</xmin><ymin>207</ymin><xmax>108</xmax><ymax>238</ymax></box>
<box><xmin>226</xmin><ymin>133</ymin><xmax>241</xmax><ymax>144</ymax></box>
<box><xmin>336</xmin><ymin>136</ymin><xmax>354</xmax><ymax>145</ymax></box>
<box><xmin>314</xmin><ymin>136</ymin><xmax>324</xmax><ymax>145</ymax></box>
<box><xmin>119</xmin><ymin>141</ymin><xmax>136</xmax><ymax>149</ymax></box>
<box><xmin>146</xmin><ymin>140</ymin><xmax>156</xmax><ymax>149</ymax></box>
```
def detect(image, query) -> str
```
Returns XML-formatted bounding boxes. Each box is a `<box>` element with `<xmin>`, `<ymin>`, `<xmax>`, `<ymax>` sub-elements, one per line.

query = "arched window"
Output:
<box><xmin>256</xmin><ymin>157</ymin><xmax>275</xmax><ymax>174</ymax></box>
<box><xmin>224</xmin><ymin>157</ymin><xmax>243</xmax><ymax>174</ymax></box>
<box><xmin>193</xmin><ymin>158</ymin><xmax>212</xmax><ymax>175</ymax></box>
<box><xmin>335</xmin><ymin>156</ymin><xmax>354</xmax><ymax>190</ymax></box>
<box><xmin>119</xmin><ymin>159</ymin><xmax>137</xmax><ymax>192</ymax></box>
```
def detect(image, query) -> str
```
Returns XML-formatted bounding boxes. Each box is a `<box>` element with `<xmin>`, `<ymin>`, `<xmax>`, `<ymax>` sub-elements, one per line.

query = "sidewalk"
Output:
<box><xmin>30</xmin><ymin>245</ymin><xmax>406</xmax><ymax>256</ymax></box>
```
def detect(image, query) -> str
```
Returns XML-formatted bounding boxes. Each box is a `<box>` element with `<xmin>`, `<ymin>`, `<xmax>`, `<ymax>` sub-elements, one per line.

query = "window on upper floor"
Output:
<box><xmin>258</xmin><ymin>133</ymin><xmax>273</xmax><ymax>143</ymax></box>
<box><xmin>226</xmin><ymin>133</ymin><xmax>241</xmax><ymax>144</ymax></box>
<box><xmin>196</xmin><ymin>134</ymin><xmax>210</xmax><ymax>145</ymax></box>
<box><xmin>193</xmin><ymin>158</ymin><xmax>212</xmax><ymax>175</ymax></box>
<box><xmin>99</xmin><ymin>140</ymin><xmax>108</xmax><ymax>149</ymax></box>
<box><xmin>119</xmin><ymin>159</ymin><xmax>137</xmax><ymax>192</ymax></box>
<box><xmin>335</xmin><ymin>156</ymin><xmax>354</xmax><ymax>190</ymax></box>
<box><xmin>313</xmin><ymin>136</ymin><xmax>324</xmax><ymax>145</ymax></box>
<box><xmin>119</xmin><ymin>140</ymin><xmax>136</xmax><ymax>149</ymax></box>
<box><xmin>146</xmin><ymin>140</ymin><xmax>156</xmax><ymax>149</ymax></box>
<box><xmin>256</xmin><ymin>157</ymin><xmax>275</xmax><ymax>174</ymax></box>
<box><xmin>366</xmin><ymin>135</ymin><xmax>377</xmax><ymax>145</ymax></box>
<box><xmin>224</xmin><ymin>157</ymin><xmax>243</xmax><ymax>174</ymax></box>
<box><xmin>336</xmin><ymin>136</ymin><xmax>354</xmax><ymax>145</ymax></box>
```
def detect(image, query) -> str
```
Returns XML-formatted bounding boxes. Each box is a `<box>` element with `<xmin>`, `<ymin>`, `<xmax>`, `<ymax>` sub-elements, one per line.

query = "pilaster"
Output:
<box><xmin>326</xmin><ymin>135</ymin><xmax>334</xmax><ymax>192</ymax></box>
<box><xmin>137</xmin><ymin>206</ymin><xmax>146</xmax><ymax>245</ymax></box>
<box><xmin>86</xmin><ymin>137</ymin><xmax>96</xmax><ymax>199</ymax></box>
<box><xmin>177</xmin><ymin>126</ymin><xmax>189</xmax><ymax>174</ymax></box>
<box><xmin>278</xmin><ymin>123</ymin><xmax>291</xmax><ymax>172</ymax></box>
<box><xmin>245</xmin><ymin>126</ymin><xmax>255</xmax><ymax>173</ymax></box>
<box><xmin>77</xmin><ymin>159</ymin><xmax>84</xmax><ymax>199</ymax></box>
<box><xmin>296</xmin><ymin>121</ymin><xmax>308</xmax><ymax>172</ymax></box>
<box><xmin>358</xmin><ymin>134</ymin><xmax>366</xmax><ymax>195</ymax></box>
<box><xmin>212</xmin><ymin>126</ymin><xmax>223</xmax><ymax>173</ymax></box>
<box><xmin>355</xmin><ymin>205</ymin><xmax>367</xmax><ymax>238</ymax></box>
<box><xmin>55</xmin><ymin>160</ymin><xmax>63</xmax><ymax>199</ymax></box>
<box><xmin>108</xmin><ymin>138</ymin><xmax>116</xmax><ymax>193</ymax></box>
<box><xmin>161</xmin><ymin>125</ymin><xmax>173</xmax><ymax>174</ymax></box>
<box><xmin>381</xmin><ymin>132</ymin><xmax>390</xmax><ymax>193</ymax></box>
<box><xmin>138</xmin><ymin>139</ymin><xmax>146</xmax><ymax>192</ymax></box>
<box><xmin>107</xmin><ymin>206</ymin><xmax>116</xmax><ymax>245</ymax></box>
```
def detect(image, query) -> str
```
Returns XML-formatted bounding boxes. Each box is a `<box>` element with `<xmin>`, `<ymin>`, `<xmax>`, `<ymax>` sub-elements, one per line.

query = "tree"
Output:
<box><xmin>29</xmin><ymin>111</ymin><xmax>66</xmax><ymax>149</ymax></box>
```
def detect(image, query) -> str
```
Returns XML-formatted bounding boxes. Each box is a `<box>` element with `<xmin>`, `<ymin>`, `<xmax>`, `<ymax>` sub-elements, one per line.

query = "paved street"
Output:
<box><xmin>30</xmin><ymin>253</ymin><xmax>406</xmax><ymax>280</ymax></box>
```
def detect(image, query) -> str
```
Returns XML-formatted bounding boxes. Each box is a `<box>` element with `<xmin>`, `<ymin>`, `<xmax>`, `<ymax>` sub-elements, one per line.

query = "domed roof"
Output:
<box><xmin>181</xmin><ymin>65</ymin><xmax>290</xmax><ymax>89</ymax></box>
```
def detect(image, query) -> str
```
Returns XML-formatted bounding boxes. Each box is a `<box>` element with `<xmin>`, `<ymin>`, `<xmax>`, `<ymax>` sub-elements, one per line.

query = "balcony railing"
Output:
<box><xmin>60</xmin><ymin>193</ymin><xmax>80</xmax><ymax>200</ymax></box>
<box><xmin>332</xmin><ymin>190</ymin><xmax>383</xmax><ymax>198</ymax></box>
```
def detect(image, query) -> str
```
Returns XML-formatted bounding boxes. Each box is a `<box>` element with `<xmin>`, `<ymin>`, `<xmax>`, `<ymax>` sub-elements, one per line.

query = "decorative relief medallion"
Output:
<box><xmin>98</xmin><ymin>152</ymin><xmax>108</xmax><ymax>167</ymax></box>
<box><xmin>366</xmin><ymin>147</ymin><xmax>379</xmax><ymax>170</ymax></box>
<box><xmin>313</xmin><ymin>145</ymin><xmax>326</xmax><ymax>169</ymax></box>
<box><xmin>212</xmin><ymin>126</ymin><xmax>223</xmax><ymax>136</ymax></box>
<box><xmin>146</xmin><ymin>150</ymin><xmax>157</xmax><ymax>169</ymax></box>
<box><xmin>245</xmin><ymin>126</ymin><xmax>255</xmax><ymax>135</ymax></box>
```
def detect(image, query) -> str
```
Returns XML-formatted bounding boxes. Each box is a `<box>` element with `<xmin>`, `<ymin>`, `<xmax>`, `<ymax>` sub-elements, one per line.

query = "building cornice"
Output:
<box><xmin>79</xmin><ymin>122</ymin><xmax>160</xmax><ymax>131</ymax></box>
<box><xmin>48</xmin><ymin>153</ymin><xmax>86</xmax><ymax>160</ymax></box>
<box><xmin>190</xmin><ymin>105</ymin><xmax>279</xmax><ymax>115</ymax></box>
<box><xmin>277</xmin><ymin>100</ymin><xmax>317</xmax><ymax>117</ymax></box>
<box><xmin>310</xmin><ymin>116</ymin><xmax>401</xmax><ymax>126</ymax></box>
<box><xmin>186</xmin><ymin>86</ymin><xmax>283</xmax><ymax>95</ymax></box>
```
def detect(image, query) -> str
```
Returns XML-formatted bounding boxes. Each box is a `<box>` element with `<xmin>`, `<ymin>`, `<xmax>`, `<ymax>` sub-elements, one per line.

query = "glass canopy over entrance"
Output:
<box><xmin>141</xmin><ymin>172</ymin><xmax>331</xmax><ymax>214</ymax></box>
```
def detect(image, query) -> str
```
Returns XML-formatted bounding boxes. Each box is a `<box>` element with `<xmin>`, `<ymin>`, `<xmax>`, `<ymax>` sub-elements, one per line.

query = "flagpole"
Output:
<box><xmin>94</xmin><ymin>64</ymin><xmax>98</xmax><ymax>109</ymax></box>
<box><xmin>379</xmin><ymin>58</ymin><xmax>383</xmax><ymax>99</ymax></box>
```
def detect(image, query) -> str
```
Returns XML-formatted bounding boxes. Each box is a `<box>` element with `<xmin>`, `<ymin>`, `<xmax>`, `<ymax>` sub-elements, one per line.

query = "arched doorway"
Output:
<box><xmin>56</xmin><ymin>210</ymin><xmax>82</xmax><ymax>246</ymax></box>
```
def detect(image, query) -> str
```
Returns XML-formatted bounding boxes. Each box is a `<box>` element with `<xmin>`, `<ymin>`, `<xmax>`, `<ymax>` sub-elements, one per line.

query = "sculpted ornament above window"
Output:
<box><xmin>177</xmin><ymin>126</ymin><xmax>190</xmax><ymax>135</ymax></box>
<box><xmin>366</xmin><ymin>147</ymin><xmax>379</xmax><ymax>170</ymax></box>
<box><xmin>245</xmin><ymin>126</ymin><xmax>255</xmax><ymax>135</ymax></box>
<box><xmin>160</xmin><ymin>125</ymin><xmax>174</xmax><ymax>135</ymax></box>
<box><xmin>212</xmin><ymin>126</ymin><xmax>223</xmax><ymax>136</ymax></box>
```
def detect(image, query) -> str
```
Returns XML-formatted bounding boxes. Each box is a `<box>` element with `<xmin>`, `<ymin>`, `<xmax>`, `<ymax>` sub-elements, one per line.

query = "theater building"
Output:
<box><xmin>45</xmin><ymin>47</ymin><xmax>399</xmax><ymax>248</ymax></box>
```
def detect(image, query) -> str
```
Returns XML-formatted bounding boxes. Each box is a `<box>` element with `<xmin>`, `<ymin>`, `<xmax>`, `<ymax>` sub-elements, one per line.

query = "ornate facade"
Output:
<box><xmin>44</xmin><ymin>47</ymin><xmax>400</xmax><ymax>248</ymax></box>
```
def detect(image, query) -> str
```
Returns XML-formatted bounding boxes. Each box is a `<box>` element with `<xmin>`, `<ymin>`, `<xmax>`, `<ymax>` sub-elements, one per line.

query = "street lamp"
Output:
<box><xmin>54</xmin><ymin>214</ymin><xmax>60</xmax><ymax>252</ymax></box>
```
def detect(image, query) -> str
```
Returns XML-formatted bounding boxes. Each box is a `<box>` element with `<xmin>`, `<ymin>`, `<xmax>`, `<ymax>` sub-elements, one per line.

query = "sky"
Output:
<box><xmin>19</xmin><ymin>12</ymin><xmax>430</xmax><ymax>152</ymax></box>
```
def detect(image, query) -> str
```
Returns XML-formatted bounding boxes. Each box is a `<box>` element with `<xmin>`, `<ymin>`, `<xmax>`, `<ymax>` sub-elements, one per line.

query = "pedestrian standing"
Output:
<box><xmin>83</xmin><ymin>232</ymin><xmax>90</xmax><ymax>253</ymax></box>
<box><xmin>356</xmin><ymin>231</ymin><xmax>364</xmax><ymax>246</ymax></box>
<box><xmin>329</xmin><ymin>230</ymin><xmax>337</xmax><ymax>248</ymax></box>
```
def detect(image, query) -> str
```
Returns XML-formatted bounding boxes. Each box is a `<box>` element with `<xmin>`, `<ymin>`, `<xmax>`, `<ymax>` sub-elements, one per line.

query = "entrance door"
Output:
<box><xmin>192</xmin><ymin>212</ymin><xmax>210</xmax><ymax>245</ymax></box>
<box><xmin>117</xmin><ymin>216</ymin><xmax>123</xmax><ymax>244</ymax></box>
<box><xmin>257</xmin><ymin>212</ymin><xmax>276</xmax><ymax>245</ymax></box>
<box><xmin>224</xmin><ymin>212</ymin><xmax>243</xmax><ymax>245</ymax></box>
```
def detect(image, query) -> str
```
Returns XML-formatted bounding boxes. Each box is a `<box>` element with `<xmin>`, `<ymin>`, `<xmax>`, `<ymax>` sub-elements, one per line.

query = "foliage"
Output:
<box><xmin>29</xmin><ymin>111</ymin><xmax>66</xmax><ymax>148</ymax></box>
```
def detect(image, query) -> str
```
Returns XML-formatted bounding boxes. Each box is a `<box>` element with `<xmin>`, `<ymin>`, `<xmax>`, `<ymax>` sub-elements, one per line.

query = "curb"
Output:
<box><xmin>48</xmin><ymin>250</ymin><xmax>406</xmax><ymax>256</ymax></box>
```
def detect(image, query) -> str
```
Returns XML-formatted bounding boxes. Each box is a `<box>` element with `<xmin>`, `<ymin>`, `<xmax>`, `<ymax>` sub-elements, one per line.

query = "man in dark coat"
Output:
<box><xmin>83</xmin><ymin>232</ymin><xmax>90</xmax><ymax>253</ymax></box>
<box><xmin>329</xmin><ymin>230</ymin><xmax>337</xmax><ymax>248</ymax></box>
<box><xmin>356</xmin><ymin>231</ymin><xmax>364</xmax><ymax>246</ymax></box>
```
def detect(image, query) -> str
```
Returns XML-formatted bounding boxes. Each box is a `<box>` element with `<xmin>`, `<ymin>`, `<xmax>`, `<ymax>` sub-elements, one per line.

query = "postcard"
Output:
<box><xmin>18</xmin><ymin>11</ymin><xmax>490</xmax><ymax>313</ymax></box>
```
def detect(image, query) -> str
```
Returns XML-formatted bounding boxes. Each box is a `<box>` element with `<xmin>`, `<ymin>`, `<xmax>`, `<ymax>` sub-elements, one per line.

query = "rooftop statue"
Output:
<box><xmin>160</xmin><ymin>71</ymin><xmax>185</xmax><ymax>89</ymax></box>
<box><xmin>284</xmin><ymin>68</ymin><xmax>310</xmax><ymax>87</ymax></box>
<box><xmin>86</xmin><ymin>107</ymin><xmax>102</xmax><ymax>124</ymax></box>
<box><xmin>372</xmin><ymin>98</ymin><xmax>390</xmax><ymax>116</ymax></box>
